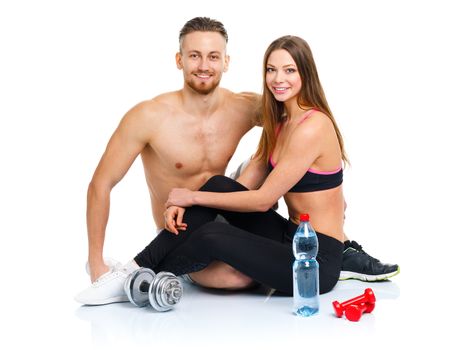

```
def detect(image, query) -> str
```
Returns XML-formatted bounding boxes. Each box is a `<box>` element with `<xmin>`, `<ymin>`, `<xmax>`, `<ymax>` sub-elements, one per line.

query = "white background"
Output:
<box><xmin>1</xmin><ymin>0</ymin><xmax>462</xmax><ymax>348</ymax></box>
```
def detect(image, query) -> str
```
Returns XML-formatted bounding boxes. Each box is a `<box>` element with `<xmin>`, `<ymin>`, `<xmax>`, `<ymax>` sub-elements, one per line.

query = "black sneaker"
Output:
<box><xmin>340</xmin><ymin>240</ymin><xmax>400</xmax><ymax>281</ymax></box>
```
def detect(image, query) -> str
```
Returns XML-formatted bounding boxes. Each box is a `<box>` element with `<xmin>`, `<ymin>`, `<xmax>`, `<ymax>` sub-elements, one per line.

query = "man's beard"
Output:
<box><xmin>186</xmin><ymin>73</ymin><xmax>221</xmax><ymax>95</ymax></box>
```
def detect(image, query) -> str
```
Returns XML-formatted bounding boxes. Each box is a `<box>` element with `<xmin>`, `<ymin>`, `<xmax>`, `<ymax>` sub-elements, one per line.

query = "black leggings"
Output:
<box><xmin>134</xmin><ymin>176</ymin><xmax>343</xmax><ymax>294</ymax></box>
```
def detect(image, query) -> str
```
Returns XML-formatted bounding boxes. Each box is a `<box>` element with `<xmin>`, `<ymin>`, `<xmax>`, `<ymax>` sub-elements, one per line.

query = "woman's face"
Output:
<box><xmin>265</xmin><ymin>49</ymin><xmax>302</xmax><ymax>104</ymax></box>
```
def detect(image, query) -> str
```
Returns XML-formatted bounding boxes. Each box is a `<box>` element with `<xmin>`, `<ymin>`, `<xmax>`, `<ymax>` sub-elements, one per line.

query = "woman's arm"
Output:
<box><xmin>167</xmin><ymin>117</ymin><xmax>326</xmax><ymax>212</ymax></box>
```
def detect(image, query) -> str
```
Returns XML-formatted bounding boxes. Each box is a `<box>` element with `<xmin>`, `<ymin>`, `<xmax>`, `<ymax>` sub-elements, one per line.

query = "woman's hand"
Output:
<box><xmin>166</xmin><ymin>188</ymin><xmax>195</xmax><ymax>208</ymax></box>
<box><xmin>164</xmin><ymin>205</ymin><xmax>187</xmax><ymax>235</ymax></box>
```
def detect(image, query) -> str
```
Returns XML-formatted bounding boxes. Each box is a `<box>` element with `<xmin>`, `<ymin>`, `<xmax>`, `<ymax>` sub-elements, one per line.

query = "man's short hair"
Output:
<box><xmin>179</xmin><ymin>17</ymin><xmax>228</xmax><ymax>50</ymax></box>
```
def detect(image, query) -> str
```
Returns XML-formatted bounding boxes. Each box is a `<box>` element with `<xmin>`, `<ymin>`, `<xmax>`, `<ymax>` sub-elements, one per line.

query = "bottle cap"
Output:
<box><xmin>299</xmin><ymin>213</ymin><xmax>310</xmax><ymax>221</ymax></box>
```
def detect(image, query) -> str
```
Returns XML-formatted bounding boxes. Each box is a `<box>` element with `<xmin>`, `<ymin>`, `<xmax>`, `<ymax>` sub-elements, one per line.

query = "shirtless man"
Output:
<box><xmin>84</xmin><ymin>17</ymin><xmax>258</xmax><ymax>289</ymax></box>
<box><xmin>76</xmin><ymin>17</ymin><xmax>398</xmax><ymax>305</ymax></box>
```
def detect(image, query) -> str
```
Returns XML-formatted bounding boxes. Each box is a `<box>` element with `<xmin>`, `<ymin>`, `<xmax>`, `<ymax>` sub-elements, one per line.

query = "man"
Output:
<box><xmin>76</xmin><ymin>17</ymin><xmax>398</xmax><ymax>305</ymax></box>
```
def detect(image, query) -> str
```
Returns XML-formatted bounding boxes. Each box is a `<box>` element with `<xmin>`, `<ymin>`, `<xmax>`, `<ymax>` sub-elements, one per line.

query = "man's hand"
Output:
<box><xmin>164</xmin><ymin>205</ymin><xmax>187</xmax><ymax>235</ymax></box>
<box><xmin>166</xmin><ymin>188</ymin><xmax>195</xmax><ymax>208</ymax></box>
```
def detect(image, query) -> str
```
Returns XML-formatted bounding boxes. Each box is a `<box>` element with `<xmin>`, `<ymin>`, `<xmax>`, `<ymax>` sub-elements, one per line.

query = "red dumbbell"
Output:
<box><xmin>345</xmin><ymin>302</ymin><xmax>375</xmax><ymax>322</ymax></box>
<box><xmin>332</xmin><ymin>288</ymin><xmax>376</xmax><ymax>318</ymax></box>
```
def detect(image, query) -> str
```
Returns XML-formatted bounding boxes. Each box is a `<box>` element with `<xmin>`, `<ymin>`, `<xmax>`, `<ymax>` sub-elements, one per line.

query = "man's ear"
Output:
<box><xmin>175</xmin><ymin>52</ymin><xmax>183</xmax><ymax>70</ymax></box>
<box><xmin>223</xmin><ymin>54</ymin><xmax>230</xmax><ymax>72</ymax></box>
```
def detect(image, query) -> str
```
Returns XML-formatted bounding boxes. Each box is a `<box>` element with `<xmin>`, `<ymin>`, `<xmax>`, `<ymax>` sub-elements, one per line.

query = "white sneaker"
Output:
<box><xmin>75</xmin><ymin>267</ymin><xmax>130</xmax><ymax>305</ymax></box>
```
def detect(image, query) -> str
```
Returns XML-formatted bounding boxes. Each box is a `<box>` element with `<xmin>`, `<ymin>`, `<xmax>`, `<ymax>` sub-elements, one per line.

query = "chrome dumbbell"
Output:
<box><xmin>149</xmin><ymin>271</ymin><xmax>183</xmax><ymax>312</ymax></box>
<box><xmin>124</xmin><ymin>268</ymin><xmax>183</xmax><ymax>311</ymax></box>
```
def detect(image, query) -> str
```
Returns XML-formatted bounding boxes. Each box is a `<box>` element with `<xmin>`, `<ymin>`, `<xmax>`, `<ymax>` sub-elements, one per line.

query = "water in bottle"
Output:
<box><xmin>293</xmin><ymin>213</ymin><xmax>319</xmax><ymax>316</ymax></box>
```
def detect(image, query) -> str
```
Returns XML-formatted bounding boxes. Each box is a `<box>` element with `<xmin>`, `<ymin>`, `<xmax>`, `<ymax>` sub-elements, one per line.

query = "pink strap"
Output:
<box><xmin>308</xmin><ymin>167</ymin><xmax>342</xmax><ymax>175</ymax></box>
<box><xmin>270</xmin><ymin>108</ymin><xmax>319</xmax><ymax>168</ymax></box>
<box><xmin>297</xmin><ymin>108</ymin><xmax>318</xmax><ymax>125</ymax></box>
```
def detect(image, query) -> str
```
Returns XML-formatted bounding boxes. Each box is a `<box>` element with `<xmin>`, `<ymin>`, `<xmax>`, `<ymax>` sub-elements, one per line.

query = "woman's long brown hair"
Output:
<box><xmin>255</xmin><ymin>35</ymin><xmax>349</xmax><ymax>165</ymax></box>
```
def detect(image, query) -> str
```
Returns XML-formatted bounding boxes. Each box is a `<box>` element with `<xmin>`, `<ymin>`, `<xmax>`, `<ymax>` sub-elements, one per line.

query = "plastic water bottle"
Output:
<box><xmin>293</xmin><ymin>213</ymin><xmax>319</xmax><ymax>316</ymax></box>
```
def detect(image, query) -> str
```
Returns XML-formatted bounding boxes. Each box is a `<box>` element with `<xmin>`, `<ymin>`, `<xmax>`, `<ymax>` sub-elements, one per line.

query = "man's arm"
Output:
<box><xmin>234</xmin><ymin>155</ymin><xmax>268</xmax><ymax>190</ymax></box>
<box><xmin>253</xmin><ymin>94</ymin><xmax>263</xmax><ymax>127</ymax></box>
<box><xmin>87</xmin><ymin>102</ymin><xmax>155</xmax><ymax>282</ymax></box>
<box><xmin>236</xmin><ymin>92</ymin><xmax>263</xmax><ymax>127</ymax></box>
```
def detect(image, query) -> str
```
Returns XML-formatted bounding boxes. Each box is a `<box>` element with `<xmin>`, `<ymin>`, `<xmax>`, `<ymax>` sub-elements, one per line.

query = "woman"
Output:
<box><xmin>137</xmin><ymin>35</ymin><xmax>347</xmax><ymax>294</ymax></box>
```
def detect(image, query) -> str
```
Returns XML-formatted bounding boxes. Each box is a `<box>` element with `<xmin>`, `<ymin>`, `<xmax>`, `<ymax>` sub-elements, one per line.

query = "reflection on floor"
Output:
<box><xmin>75</xmin><ymin>278</ymin><xmax>401</xmax><ymax>349</ymax></box>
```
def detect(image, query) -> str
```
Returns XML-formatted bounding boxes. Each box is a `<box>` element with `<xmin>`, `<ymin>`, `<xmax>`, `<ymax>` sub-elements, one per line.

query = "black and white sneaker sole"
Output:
<box><xmin>339</xmin><ymin>267</ymin><xmax>400</xmax><ymax>281</ymax></box>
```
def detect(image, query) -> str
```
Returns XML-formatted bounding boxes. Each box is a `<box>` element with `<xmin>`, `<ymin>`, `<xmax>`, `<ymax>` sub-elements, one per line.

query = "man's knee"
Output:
<box><xmin>199</xmin><ymin>175</ymin><xmax>246</xmax><ymax>193</ymax></box>
<box><xmin>199</xmin><ymin>175</ymin><xmax>228</xmax><ymax>191</ymax></box>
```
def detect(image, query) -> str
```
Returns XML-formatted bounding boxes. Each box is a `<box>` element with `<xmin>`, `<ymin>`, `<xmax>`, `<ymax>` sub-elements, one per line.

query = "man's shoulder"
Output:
<box><xmin>151</xmin><ymin>90</ymin><xmax>182</xmax><ymax>106</ymax></box>
<box><xmin>146</xmin><ymin>91</ymin><xmax>181</xmax><ymax>113</ymax></box>
<box><xmin>221</xmin><ymin>89</ymin><xmax>262</xmax><ymax>126</ymax></box>
<box><xmin>223</xmin><ymin>89</ymin><xmax>261</xmax><ymax>106</ymax></box>
<box><xmin>127</xmin><ymin>92</ymin><xmax>180</xmax><ymax>121</ymax></box>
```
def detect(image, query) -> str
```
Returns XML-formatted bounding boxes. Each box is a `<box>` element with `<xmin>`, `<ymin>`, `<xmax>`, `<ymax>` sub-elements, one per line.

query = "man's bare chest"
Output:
<box><xmin>147</xmin><ymin>122</ymin><xmax>243</xmax><ymax>174</ymax></box>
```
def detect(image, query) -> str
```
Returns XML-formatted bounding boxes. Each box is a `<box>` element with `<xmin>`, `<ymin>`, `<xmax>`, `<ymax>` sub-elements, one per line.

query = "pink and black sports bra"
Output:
<box><xmin>268</xmin><ymin>109</ymin><xmax>343</xmax><ymax>193</ymax></box>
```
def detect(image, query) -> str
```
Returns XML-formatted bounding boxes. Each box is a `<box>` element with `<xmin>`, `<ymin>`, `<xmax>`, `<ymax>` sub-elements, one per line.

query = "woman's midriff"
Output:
<box><xmin>284</xmin><ymin>186</ymin><xmax>344</xmax><ymax>242</ymax></box>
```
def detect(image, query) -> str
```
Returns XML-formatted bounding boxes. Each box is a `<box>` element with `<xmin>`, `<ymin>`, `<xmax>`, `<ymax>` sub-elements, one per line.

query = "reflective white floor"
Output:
<box><xmin>73</xmin><ymin>278</ymin><xmax>403</xmax><ymax>349</ymax></box>
<box><xmin>3</xmin><ymin>258</ymin><xmax>460</xmax><ymax>350</ymax></box>
<box><xmin>7</xmin><ymin>270</ymin><xmax>454</xmax><ymax>350</ymax></box>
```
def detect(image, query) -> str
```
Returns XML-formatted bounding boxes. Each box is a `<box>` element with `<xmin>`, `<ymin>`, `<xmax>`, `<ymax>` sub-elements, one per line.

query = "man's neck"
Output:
<box><xmin>180</xmin><ymin>85</ymin><xmax>223</xmax><ymax>117</ymax></box>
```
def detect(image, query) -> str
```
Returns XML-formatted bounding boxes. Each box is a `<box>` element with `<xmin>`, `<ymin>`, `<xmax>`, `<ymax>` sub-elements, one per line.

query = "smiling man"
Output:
<box><xmin>79</xmin><ymin>18</ymin><xmax>261</xmax><ymax>304</ymax></box>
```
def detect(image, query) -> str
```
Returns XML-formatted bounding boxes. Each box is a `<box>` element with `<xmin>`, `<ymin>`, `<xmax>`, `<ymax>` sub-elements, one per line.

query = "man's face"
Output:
<box><xmin>176</xmin><ymin>31</ymin><xmax>229</xmax><ymax>95</ymax></box>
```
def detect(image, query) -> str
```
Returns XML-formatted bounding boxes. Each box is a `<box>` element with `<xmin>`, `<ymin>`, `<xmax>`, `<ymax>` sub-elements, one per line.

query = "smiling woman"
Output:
<box><xmin>265</xmin><ymin>51</ymin><xmax>302</xmax><ymax>102</ymax></box>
